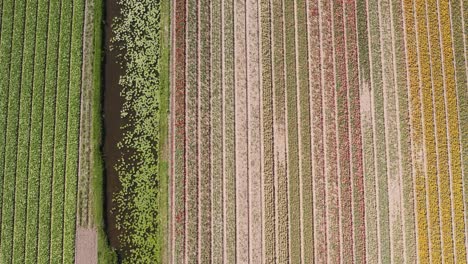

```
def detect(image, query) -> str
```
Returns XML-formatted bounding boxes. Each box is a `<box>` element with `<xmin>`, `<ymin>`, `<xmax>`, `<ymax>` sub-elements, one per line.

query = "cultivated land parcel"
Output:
<box><xmin>169</xmin><ymin>0</ymin><xmax>468</xmax><ymax>263</ymax></box>
<box><xmin>0</xmin><ymin>0</ymin><xmax>467</xmax><ymax>263</ymax></box>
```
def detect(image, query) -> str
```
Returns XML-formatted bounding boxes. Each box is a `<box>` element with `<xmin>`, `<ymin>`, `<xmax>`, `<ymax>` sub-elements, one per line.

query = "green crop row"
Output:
<box><xmin>50</xmin><ymin>0</ymin><xmax>74</xmax><ymax>262</ymax></box>
<box><xmin>223</xmin><ymin>0</ymin><xmax>236</xmax><ymax>262</ymax></box>
<box><xmin>0</xmin><ymin>0</ymin><xmax>15</xmax><ymax>241</ymax></box>
<box><xmin>37</xmin><ymin>0</ymin><xmax>61</xmax><ymax>262</ymax></box>
<box><xmin>450</xmin><ymin>0</ymin><xmax>468</xmax><ymax>260</ymax></box>
<box><xmin>12</xmin><ymin>0</ymin><xmax>38</xmax><ymax>263</ymax></box>
<box><xmin>271</xmin><ymin>0</ymin><xmax>289</xmax><ymax>262</ymax></box>
<box><xmin>210</xmin><ymin>0</ymin><xmax>223</xmax><ymax>262</ymax></box>
<box><xmin>391</xmin><ymin>0</ymin><xmax>417</xmax><ymax>262</ymax></box>
<box><xmin>199</xmin><ymin>0</ymin><xmax>211</xmax><ymax>261</ymax></box>
<box><xmin>63</xmin><ymin>0</ymin><xmax>85</xmax><ymax>262</ymax></box>
<box><xmin>24</xmin><ymin>0</ymin><xmax>49</xmax><ymax>262</ymax></box>
<box><xmin>112</xmin><ymin>0</ymin><xmax>163</xmax><ymax>262</ymax></box>
<box><xmin>284</xmin><ymin>0</ymin><xmax>300</xmax><ymax>262</ymax></box>
<box><xmin>0</xmin><ymin>0</ymin><xmax>27</xmax><ymax>262</ymax></box>
<box><xmin>260</xmin><ymin>0</ymin><xmax>275</xmax><ymax>262</ymax></box>
<box><xmin>296</xmin><ymin>0</ymin><xmax>313</xmax><ymax>262</ymax></box>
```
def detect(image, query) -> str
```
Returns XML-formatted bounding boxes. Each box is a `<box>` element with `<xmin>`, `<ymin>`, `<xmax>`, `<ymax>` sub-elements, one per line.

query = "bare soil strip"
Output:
<box><xmin>344</xmin><ymin>1</ymin><xmax>366</xmax><ymax>262</ymax></box>
<box><xmin>74</xmin><ymin>227</ymin><xmax>97</xmax><ymax>264</ymax></box>
<box><xmin>311</xmin><ymin>0</ymin><xmax>327</xmax><ymax>262</ymax></box>
<box><xmin>222</xmin><ymin>0</ymin><xmax>236</xmax><ymax>261</ymax></box>
<box><xmin>437</xmin><ymin>0</ymin><xmax>467</xmax><ymax>260</ymax></box>
<box><xmin>296</xmin><ymin>0</ymin><xmax>314</xmax><ymax>262</ymax></box>
<box><xmin>234</xmin><ymin>0</ymin><xmax>249</xmax><ymax>262</ymax></box>
<box><xmin>379</xmin><ymin>0</ymin><xmax>404</xmax><ymax>261</ymax></box>
<box><xmin>246</xmin><ymin>0</ymin><xmax>262</xmax><ymax>262</ymax></box>
<box><xmin>393</xmin><ymin>0</ymin><xmax>417</xmax><ymax>262</ymax></box>
<box><xmin>259</xmin><ymin>0</ymin><xmax>276</xmax><ymax>262</ymax></box>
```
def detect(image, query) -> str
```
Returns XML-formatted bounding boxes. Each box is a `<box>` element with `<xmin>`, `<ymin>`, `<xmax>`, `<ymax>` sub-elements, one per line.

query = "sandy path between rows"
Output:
<box><xmin>74</xmin><ymin>227</ymin><xmax>97</xmax><ymax>264</ymax></box>
<box><xmin>234</xmin><ymin>0</ymin><xmax>249</xmax><ymax>262</ymax></box>
<box><xmin>246</xmin><ymin>0</ymin><xmax>262</xmax><ymax>263</ymax></box>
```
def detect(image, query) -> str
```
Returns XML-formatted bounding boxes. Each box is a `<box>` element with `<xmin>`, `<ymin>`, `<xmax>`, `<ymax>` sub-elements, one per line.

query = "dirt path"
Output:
<box><xmin>74</xmin><ymin>228</ymin><xmax>97</xmax><ymax>264</ymax></box>
<box><xmin>234</xmin><ymin>0</ymin><xmax>249</xmax><ymax>262</ymax></box>
<box><xmin>246</xmin><ymin>0</ymin><xmax>262</xmax><ymax>262</ymax></box>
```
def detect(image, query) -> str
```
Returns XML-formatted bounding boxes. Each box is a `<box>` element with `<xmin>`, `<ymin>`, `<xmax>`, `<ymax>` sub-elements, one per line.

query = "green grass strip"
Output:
<box><xmin>50</xmin><ymin>0</ymin><xmax>73</xmax><ymax>261</ymax></box>
<box><xmin>199</xmin><ymin>0</ymin><xmax>211</xmax><ymax>261</ymax></box>
<box><xmin>37</xmin><ymin>0</ymin><xmax>60</xmax><ymax>261</ymax></box>
<box><xmin>0</xmin><ymin>0</ymin><xmax>26</xmax><ymax>262</ymax></box>
<box><xmin>0</xmin><ymin>0</ymin><xmax>14</xmax><ymax>246</ymax></box>
<box><xmin>12</xmin><ymin>0</ymin><xmax>38</xmax><ymax>262</ymax></box>
<box><xmin>63</xmin><ymin>0</ymin><xmax>85</xmax><ymax>262</ymax></box>
<box><xmin>450</xmin><ymin>0</ymin><xmax>468</xmax><ymax>257</ymax></box>
<box><xmin>284</xmin><ymin>0</ymin><xmax>300</xmax><ymax>262</ymax></box>
<box><xmin>223</xmin><ymin>0</ymin><xmax>236</xmax><ymax>262</ymax></box>
<box><xmin>24</xmin><ymin>0</ymin><xmax>48</xmax><ymax>262</ymax></box>
<box><xmin>272</xmin><ymin>0</ymin><xmax>289</xmax><ymax>261</ymax></box>
<box><xmin>260</xmin><ymin>0</ymin><xmax>275</xmax><ymax>262</ymax></box>
<box><xmin>295</xmin><ymin>0</ymin><xmax>313</xmax><ymax>262</ymax></box>
<box><xmin>158</xmin><ymin>0</ymin><xmax>170</xmax><ymax>262</ymax></box>
<box><xmin>211</xmin><ymin>0</ymin><xmax>223</xmax><ymax>262</ymax></box>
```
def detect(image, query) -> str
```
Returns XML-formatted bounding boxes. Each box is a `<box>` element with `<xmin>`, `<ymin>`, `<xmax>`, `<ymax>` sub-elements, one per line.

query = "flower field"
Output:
<box><xmin>169</xmin><ymin>0</ymin><xmax>468</xmax><ymax>262</ymax></box>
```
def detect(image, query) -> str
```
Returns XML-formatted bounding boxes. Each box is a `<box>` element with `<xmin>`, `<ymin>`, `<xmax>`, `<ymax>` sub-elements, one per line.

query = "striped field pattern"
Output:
<box><xmin>169</xmin><ymin>0</ymin><xmax>468</xmax><ymax>263</ymax></box>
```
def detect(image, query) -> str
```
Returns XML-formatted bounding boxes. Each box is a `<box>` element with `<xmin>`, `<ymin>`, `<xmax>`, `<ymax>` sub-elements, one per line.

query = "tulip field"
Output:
<box><xmin>169</xmin><ymin>0</ymin><xmax>468</xmax><ymax>263</ymax></box>
<box><xmin>0</xmin><ymin>0</ymin><xmax>467</xmax><ymax>262</ymax></box>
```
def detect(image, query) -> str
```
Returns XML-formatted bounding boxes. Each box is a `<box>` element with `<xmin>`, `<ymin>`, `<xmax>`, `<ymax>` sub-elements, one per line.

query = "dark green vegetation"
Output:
<box><xmin>111</xmin><ymin>0</ymin><xmax>170</xmax><ymax>262</ymax></box>
<box><xmin>0</xmin><ymin>0</ymin><xmax>84</xmax><ymax>262</ymax></box>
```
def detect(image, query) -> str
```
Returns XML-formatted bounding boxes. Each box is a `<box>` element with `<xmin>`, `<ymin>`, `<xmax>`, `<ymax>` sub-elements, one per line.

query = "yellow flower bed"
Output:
<box><xmin>403</xmin><ymin>0</ymin><xmax>430</xmax><ymax>261</ymax></box>
<box><xmin>439</xmin><ymin>0</ymin><xmax>467</xmax><ymax>261</ymax></box>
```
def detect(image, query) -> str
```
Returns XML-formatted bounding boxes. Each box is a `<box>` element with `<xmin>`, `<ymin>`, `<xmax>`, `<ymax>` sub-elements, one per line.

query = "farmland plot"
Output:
<box><xmin>169</xmin><ymin>0</ymin><xmax>468</xmax><ymax>262</ymax></box>
<box><xmin>0</xmin><ymin>0</ymin><xmax>85</xmax><ymax>262</ymax></box>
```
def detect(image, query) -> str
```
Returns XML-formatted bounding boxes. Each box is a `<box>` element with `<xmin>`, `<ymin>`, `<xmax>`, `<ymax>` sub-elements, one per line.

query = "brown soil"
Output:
<box><xmin>75</xmin><ymin>227</ymin><xmax>98</xmax><ymax>264</ymax></box>
<box><xmin>102</xmin><ymin>0</ymin><xmax>123</xmax><ymax>253</ymax></box>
